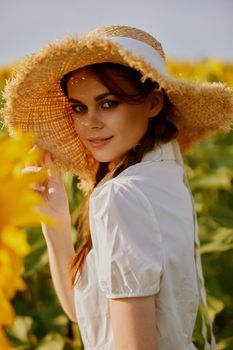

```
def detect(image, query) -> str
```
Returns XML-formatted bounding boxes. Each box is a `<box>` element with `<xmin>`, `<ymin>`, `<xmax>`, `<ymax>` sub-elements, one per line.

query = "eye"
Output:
<box><xmin>71</xmin><ymin>104</ymin><xmax>87</xmax><ymax>114</ymax></box>
<box><xmin>101</xmin><ymin>100</ymin><xmax>119</xmax><ymax>109</ymax></box>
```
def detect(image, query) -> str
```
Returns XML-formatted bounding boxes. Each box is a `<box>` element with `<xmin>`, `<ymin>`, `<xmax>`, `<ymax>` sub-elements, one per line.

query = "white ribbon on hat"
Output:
<box><xmin>108</xmin><ymin>36</ymin><xmax>170</xmax><ymax>76</ymax></box>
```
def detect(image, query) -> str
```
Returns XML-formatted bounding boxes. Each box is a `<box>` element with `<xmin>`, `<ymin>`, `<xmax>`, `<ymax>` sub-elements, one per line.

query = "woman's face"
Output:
<box><xmin>66</xmin><ymin>67</ymin><xmax>163</xmax><ymax>166</ymax></box>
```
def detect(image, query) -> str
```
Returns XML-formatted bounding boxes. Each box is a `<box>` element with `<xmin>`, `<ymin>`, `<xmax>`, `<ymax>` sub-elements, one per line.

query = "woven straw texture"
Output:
<box><xmin>2</xmin><ymin>25</ymin><xmax>233</xmax><ymax>192</ymax></box>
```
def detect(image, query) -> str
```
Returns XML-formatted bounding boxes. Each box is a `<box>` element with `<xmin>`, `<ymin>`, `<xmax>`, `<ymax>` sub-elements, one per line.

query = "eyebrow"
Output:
<box><xmin>68</xmin><ymin>92</ymin><xmax>113</xmax><ymax>104</ymax></box>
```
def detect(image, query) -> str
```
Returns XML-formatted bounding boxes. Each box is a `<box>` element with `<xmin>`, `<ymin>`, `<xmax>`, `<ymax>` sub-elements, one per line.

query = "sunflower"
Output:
<box><xmin>0</xmin><ymin>131</ymin><xmax>53</xmax><ymax>349</ymax></box>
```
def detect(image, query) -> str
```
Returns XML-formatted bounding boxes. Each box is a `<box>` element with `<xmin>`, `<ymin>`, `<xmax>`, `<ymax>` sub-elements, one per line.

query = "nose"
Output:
<box><xmin>81</xmin><ymin>110</ymin><xmax>104</xmax><ymax>129</ymax></box>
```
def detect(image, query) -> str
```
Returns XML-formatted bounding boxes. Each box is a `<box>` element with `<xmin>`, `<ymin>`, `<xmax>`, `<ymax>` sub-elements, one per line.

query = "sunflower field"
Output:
<box><xmin>0</xmin><ymin>59</ymin><xmax>233</xmax><ymax>350</ymax></box>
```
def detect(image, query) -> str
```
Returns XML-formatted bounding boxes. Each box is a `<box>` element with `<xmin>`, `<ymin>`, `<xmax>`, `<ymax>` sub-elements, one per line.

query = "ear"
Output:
<box><xmin>147</xmin><ymin>88</ymin><xmax>164</xmax><ymax>118</ymax></box>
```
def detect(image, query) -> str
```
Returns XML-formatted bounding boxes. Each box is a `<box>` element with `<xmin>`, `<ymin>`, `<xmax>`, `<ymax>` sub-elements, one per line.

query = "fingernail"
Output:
<box><xmin>48</xmin><ymin>187</ymin><xmax>56</xmax><ymax>194</ymax></box>
<box><xmin>22</xmin><ymin>166</ymin><xmax>43</xmax><ymax>174</ymax></box>
<box><xmin>29</xmin><ymin>144</ymin><xmax>38</xmax><ymax>153</ymax></box>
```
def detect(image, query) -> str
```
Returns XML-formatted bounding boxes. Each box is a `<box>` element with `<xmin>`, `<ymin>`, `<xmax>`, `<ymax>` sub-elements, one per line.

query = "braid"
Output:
<box><xmin>112</xmin><ymin>132</ymin><xmax>154</xmax><ymax>178</ymax></box>
<box><xmin>94</xmin><ymin>162</ymin><xmax>109</xmax><ymax>187</ymax></box>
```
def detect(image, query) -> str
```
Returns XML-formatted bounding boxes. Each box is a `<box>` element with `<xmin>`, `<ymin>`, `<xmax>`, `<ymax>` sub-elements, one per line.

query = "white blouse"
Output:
<box><xmin>74</xmin><ymin>140</ymin><xmax>210</xmax><ymax>350</ymax></box>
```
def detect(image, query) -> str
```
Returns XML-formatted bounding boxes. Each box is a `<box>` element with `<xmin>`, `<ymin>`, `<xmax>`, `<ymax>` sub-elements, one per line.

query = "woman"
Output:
<box><xmin>3</xmin><ymin>25</ymin><xmax>233</xmax><ymax>350</ymax></box>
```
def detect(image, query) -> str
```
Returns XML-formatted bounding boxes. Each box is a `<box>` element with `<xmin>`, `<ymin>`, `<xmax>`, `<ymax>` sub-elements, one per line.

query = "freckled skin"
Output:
<box><xmin>67</xmin><ymin>68</ymin><xmax>163</xmax><ymax>167</ymax></box>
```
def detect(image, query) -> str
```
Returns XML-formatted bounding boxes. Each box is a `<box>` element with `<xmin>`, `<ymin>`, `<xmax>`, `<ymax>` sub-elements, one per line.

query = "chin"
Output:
<box><xmin>90</xmin><ymin>154</ymin><xmax>110</xmax><ymax>163</ymax></box>
<box><xmin>92</xmin><ymin>156</ymin><xmax>117</xmax><ymax>166</ymax></box>
<box><xmin>91</xmin><ymin>150</ymin><xmax>127</xmax><ymax>165</ymax></box>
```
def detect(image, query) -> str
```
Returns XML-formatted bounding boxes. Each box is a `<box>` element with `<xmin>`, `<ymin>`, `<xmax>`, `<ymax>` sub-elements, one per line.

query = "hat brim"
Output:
<box><xmin>2</xmin><ymin>36</ymin><xmax>233</xmax><ymax>188</ymax></box>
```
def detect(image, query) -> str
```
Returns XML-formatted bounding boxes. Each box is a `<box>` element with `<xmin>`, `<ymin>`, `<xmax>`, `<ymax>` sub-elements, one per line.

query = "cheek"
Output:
<box><xmin>72</xmin><ymin>118</ymin><xmax>84</xmax><ymax>139</ymax></box>
<box><xmin>117</xmin><ymin>107</ymin><xmax>148</xmax><ymax>131</ymax></box>
<box><xmin>109</xmin><ymin>107</ymin><xmax>138</xmax><ymax>130</ymax></box>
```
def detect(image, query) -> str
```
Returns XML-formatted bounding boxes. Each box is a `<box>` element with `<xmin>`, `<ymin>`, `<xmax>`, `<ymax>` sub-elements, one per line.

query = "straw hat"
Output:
<box><xmin>2</xmin><ymin>25</ymin><xmax>233</xmax><ymax>193</ymax></box>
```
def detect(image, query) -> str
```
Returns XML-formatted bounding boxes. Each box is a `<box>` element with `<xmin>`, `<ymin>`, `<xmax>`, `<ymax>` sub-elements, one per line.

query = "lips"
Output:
<box><xmin>87</xmin><ymin>136</ymin><xmax>113</xmax><ymax>142</ymax></box>
<box><xmin>87</xmin><ymin>136</ymin><xmax>113</xmax><ymax>147</ymax></box>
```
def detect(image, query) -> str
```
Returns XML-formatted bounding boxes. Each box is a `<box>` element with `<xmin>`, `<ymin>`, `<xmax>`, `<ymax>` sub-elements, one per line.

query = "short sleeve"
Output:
<box><xmin>89</xmin><ymin>180</ymin><xmax>163</xmax><ymax>298</ymax></box>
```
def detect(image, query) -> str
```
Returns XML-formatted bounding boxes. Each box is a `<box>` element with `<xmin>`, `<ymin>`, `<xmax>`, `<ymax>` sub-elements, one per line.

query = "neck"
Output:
<box><xmin>108</xmin><ymin>154</ymin><xmax>128</xmax><ymax>172</ymax></box>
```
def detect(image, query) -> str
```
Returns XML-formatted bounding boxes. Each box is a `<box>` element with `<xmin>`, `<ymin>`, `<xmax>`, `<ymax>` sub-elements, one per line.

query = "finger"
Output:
<box><xmin>44</xmin><ymin>151</ymin><xmax>53</xmax><ymax>166</ymax></box>
<box><xmin>43</xmin><ymin>151</ymin><xmax>58</xmax><ymax>177</ymax></box>
<box><xmin>23</xmin><ymin>153</ymin><xmax>61</xmax><ymax>192</ymax></box>
<box><xmin>48</xmin><ymin>186</ymin><xmax>56</xmax><ymax>194</ymax></box>
<box><xmin>25</xmin><ymin>144</ymin><xmax>46</xmax><ymax>167</ymax></box>
<box><xmin>44</xmin><ymin>151</ymin><xmax>57</xmax><ymax>168</ymax></box>
<box><xmin>29</xmin><ymin>144</ymin><xmax>38</xmax><ymax>153</ymax></box>
<box><xmin>21</xmin><ymin>165</ymin><xmax>43</xmax><ymax>174</ymax></box>
<box><xmin>30</xmin><ymin>184</ymin><xmax>47</xmax><ymax>192</ymax></box>
<box><xmin>22</xmin><ymin>166</ymin><xmax>49</xmax><ymax>195</ymax></box>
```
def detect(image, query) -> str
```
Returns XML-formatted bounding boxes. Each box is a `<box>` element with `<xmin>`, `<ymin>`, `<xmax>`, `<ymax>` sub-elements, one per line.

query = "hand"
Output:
<box><xmin>22</xmin><ymin>150</ymin><xmax>71</xmax><ymax>230</ymax></box>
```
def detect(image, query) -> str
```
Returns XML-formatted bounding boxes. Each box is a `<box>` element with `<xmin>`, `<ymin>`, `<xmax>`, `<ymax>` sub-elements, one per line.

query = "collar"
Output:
<box><xmin>141</xmin><ymin>140</ymin><xmax>178</xmax><ymax>163</ymax></box>
<box><xmin>91</xmin><ymin>140</ymin><xmax>182</xmax><ymax>195</ymax></box>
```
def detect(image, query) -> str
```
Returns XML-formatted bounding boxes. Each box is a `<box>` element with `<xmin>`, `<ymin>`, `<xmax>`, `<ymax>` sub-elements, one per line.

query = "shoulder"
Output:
<box><xmin>90</xmin><ymin>175</ymin><xmax>153</xmax><ymax>219</ymax></box>
<box><xmin>90</xmin><ymin>158</ymin><xmax>192</xmax><ymax>228</ymax></box>
<box><xmin>90</xmin><ymin>158</ymin><xmax>184</xmax><ymax>203</ymax></box>
<box><xmin>91</xmin><ymin>140</ymin><xmax>186</xmax><ymax>201</ymax></box>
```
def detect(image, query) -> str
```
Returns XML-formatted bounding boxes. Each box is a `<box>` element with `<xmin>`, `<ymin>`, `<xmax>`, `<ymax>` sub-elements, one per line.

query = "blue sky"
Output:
<box><xmin>1</xmin><ymin>0</ymin><xmax>232</xmax><ymax>65</ymax></box>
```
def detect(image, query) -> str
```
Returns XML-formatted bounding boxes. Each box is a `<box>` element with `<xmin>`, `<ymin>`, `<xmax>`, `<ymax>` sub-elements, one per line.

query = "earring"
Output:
<box><xmin>133</xmin><ymin>143</ymin><xmax>141</xmax><ymax>152</ymax></box>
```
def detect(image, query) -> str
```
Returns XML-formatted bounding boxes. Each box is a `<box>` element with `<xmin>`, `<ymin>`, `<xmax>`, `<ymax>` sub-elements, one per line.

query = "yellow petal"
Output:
<box><xmin>0</xmin><ymin>289</ymin><xmax>15</xmax><ymax>325</ymax></box>
<box><xmin>0</xmin><ymin>327</ymin><xmax>15</xmax><ymax>350</ymax></box>
<box><xmin>1</xmin><ymin>227</ymin><xmax>31</xmax><ymax>256</ymax></box>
